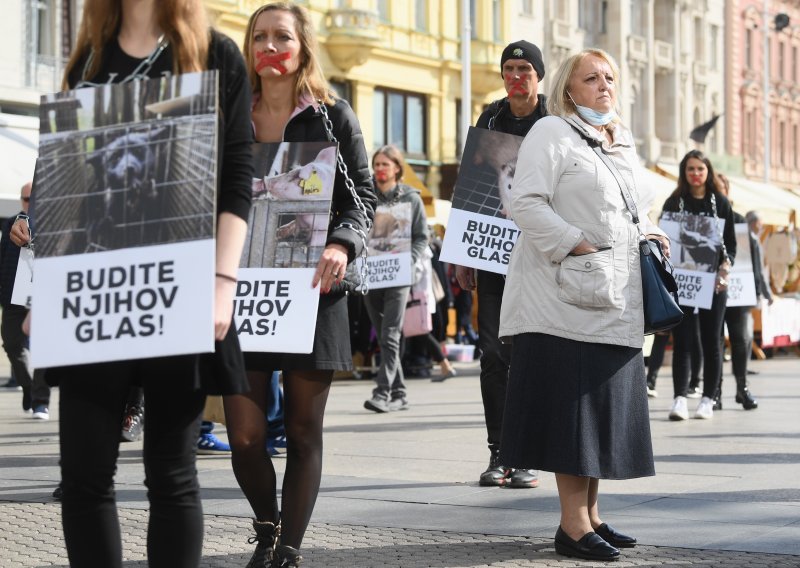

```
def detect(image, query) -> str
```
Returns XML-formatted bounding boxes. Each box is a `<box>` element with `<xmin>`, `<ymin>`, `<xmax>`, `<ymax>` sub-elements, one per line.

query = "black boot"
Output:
<box><xmin>246</xmin><ymin>519</ymin><xmax>281</xmax><ymax>568</ymax></box>
<box><xmin>273</xmin><ymin>544</ymin><xmax>303</xmax><ymax>567</ymax></box>
<box><xmin>479</xmin><ymin>447</ymin><xmax>507</xmax><ymax>486</ymax></box>
<box><xmin>712</xmin><ymin>388</ymin><xmax>722</xmax><ymax>411</ymax></box>
<box><xmin>735</xmin><ymin>375</ymin><xmax>758</xmax><ymax>410</ymax></box>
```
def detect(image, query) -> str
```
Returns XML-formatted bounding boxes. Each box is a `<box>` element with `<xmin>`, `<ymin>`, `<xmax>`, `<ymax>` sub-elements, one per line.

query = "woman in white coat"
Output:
<box><xmin>498</xmin><ymin>49</ymin><xmax>669</xmax><ymax>562</ymax></box>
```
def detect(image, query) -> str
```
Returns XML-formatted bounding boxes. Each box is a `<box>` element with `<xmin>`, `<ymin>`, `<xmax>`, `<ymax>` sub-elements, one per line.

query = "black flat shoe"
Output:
<box><xmin>554</xmin><ymin>526</ymin><xmax>619</xmax><ymax>561</ymax></box>
<box><xmin>595</xmin><ymin>523</ymin><xmax>637</xmax><ymax>548</ymax></box>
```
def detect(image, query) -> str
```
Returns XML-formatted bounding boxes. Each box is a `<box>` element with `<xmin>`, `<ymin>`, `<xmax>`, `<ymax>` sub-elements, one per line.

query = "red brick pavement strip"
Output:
<box><xmin>1</xmin><ymin>504</ymin><xmax>798</xmax><ymax>567</ymax></box>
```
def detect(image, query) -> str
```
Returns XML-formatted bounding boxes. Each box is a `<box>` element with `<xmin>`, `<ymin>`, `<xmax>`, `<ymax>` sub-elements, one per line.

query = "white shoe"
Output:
<box><xmin>694</xmin><ymin>396</ymin><xmax>714</xmax><ymax>419</ymax></box>
<box><xmin>647</xmin><ymin>386</ymin><xmax>658</xmax><ymax>398</ymax></box>
<box><xmin>669</xmin><ymin>396</ymin><xmax>689</xmax><ymax>421</ymax></box>
<box><xmin>686</xmin><ymin>386</ymin><xmax>702</xmax><ymax>399</ymax></box>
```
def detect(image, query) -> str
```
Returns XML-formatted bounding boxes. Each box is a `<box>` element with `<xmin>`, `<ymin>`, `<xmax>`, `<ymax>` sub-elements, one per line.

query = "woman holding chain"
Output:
<box><xmin>223</xmin><ymin>3</ymin><xmax>375</xmax><ymax>567</ymax></box>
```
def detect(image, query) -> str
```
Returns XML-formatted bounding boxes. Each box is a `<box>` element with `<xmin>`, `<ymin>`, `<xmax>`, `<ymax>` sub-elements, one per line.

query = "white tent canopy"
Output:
<box><xmin>654</xmin><ymin>163</ymin><xmax>800</xmax><ymax>226</ymax></box>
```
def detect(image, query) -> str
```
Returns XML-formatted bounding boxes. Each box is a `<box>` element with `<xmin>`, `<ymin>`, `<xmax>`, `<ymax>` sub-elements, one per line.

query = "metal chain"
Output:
<box><xmin>679</xmin><ymin>195</ymin><xmax>730</xmax><ymax>266</ymax></box>
<box><xmin>14</xmin><ymin>213</ymin><xmax>35</xmax><ymax>256</ymax></box>
<box><xmin>76</xmin><ymin>36</ymin><xmax>170</xmax><ymax>88</ymax></box>
<box><xmin>318</xmin><ymin>102</ymin><xmax>371</xmax><ymax>294</ymax></box>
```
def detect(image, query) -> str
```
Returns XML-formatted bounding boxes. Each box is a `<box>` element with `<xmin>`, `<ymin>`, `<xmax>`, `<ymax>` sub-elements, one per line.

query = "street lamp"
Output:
<box><xmin>763</xmin><ymin>0</ymin><xmax>791</xmax><ymax>184</ymax></box>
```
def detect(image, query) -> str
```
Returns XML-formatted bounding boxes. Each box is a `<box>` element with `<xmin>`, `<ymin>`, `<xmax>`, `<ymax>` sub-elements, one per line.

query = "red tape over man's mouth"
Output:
<box><xmin>256</xmin><ymin>51</ymin><xmax>291</xmax><ymax>74</ymax></box>
<box><xmin>505</xmin><ymin>73</ymin><xmax>529</xmax><ymax>97</ymax></box>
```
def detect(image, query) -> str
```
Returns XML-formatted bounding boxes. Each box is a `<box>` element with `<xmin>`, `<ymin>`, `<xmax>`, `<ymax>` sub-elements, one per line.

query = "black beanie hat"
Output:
<box><xmin>500</xmin><ymin>40</ymin><xmax>545</xmax><ymax>82</ymax></box>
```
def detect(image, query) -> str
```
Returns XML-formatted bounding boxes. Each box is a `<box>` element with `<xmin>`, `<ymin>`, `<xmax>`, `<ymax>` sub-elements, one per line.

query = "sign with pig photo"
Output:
<box><xmin>358</xmin><ymin>201</ymin><xmax>413</xmax><ymax>290</ymax></box>
<box><xmin>659</xmin><ymin>211</ymin><xmax>726</xmax><ymax>310</ymax></box>
<box><xmin>30</xmin><ymin>71</ymin><xmax>219</xmax><ymax>368</ymax></box>
<box><xmin>236</xmin><ymin>141</ymin><xmax>337</xmax><ymax>353</ymax></box>
<box><xmin>440</xmin><ymin>127</ymin><xmax>523</xmax><ymax>274</ymax></box>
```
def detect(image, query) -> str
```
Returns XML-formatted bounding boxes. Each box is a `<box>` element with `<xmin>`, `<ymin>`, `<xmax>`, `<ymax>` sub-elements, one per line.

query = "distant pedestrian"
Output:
<box><xmin>498</xmin><ymin>49</ymin><xmax>668</xmax><ymax>561</ymax></box>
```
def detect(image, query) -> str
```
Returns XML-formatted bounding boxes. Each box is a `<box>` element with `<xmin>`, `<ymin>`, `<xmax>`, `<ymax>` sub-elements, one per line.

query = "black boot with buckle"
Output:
<box><xmin>273</xmin><ymin>544</ymin><xmax>303</xmax><ymax>567</ymax></box>
<box><xmin>735</xmin><ymin>375</ymin><xmax>758</xmax><ymax>410</ymax></box>
<box><xmin>246</xmin><ymin>519</ymin><xmax>281</xmax><ymax>568</ymax></box>
<box><xmin>479</xmin><ymin>446</ymin><xmax>508</xmax><ymax>486</ymax></box>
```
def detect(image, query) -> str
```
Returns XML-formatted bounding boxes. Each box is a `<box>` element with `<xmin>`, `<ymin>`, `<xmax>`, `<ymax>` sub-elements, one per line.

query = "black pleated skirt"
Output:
<box><xmin>499</xmin><ymin>333</ymin><xmax>655</xmax><ymax>480</ymax></box>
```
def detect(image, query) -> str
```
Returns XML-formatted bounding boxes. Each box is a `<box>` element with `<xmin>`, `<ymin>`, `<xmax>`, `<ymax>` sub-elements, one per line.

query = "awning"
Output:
<box><xmin>637</xmin><ymin>166</ymin><xmax>676</xmax><ymax>224</ymax></box>
<box><xmin>655</xmin><ymin>162</ymin><xmax>799</xmax><ymax>226</ymax></box>
<box><xmin>0</xmin><ymin>113</ymin><xmax>38</xmax><ymax>217</ymax></box>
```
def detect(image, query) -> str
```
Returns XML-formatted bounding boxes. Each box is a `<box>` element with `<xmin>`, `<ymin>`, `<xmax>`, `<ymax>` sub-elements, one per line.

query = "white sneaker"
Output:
<box><xmin>669</xmin><ymin>396</ymin><xmax>689</xmax><ymax>421</ymax></box>
<box><xmin>686</xmin><ymin>386</ymin><xmax>702</xmax><ymax>399</ymax></box>
<box><xmin>694</xmin><ymin>396</ymin><xmax>714</xmax><ymax>419</ymax></box>
<box><xmin>647</xmin><ymin>386</ymin><xmax>658</xmax><ymax>398</ymax></box>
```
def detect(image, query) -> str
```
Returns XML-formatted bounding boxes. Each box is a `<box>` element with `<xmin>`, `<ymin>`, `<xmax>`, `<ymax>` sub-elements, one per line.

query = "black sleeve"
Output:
<box><xmin>717</xmin><ymin>193</ymin><xmax>737</xmax><ymax>265</ymax></box>
<box><xmin>211</xmin><ymin>32</ymin><xmax>253</xmax><ymax>222</ymax></box>
<box><xmin>326</xmin><ymin>100</ymin><xmax>376</xmax><ymax>263</ymax></box>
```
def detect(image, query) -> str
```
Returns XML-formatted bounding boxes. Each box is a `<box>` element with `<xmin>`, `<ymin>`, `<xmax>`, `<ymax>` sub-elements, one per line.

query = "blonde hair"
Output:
<box><xmin>62</xmin><ymin>0</ymin><xmax>210</xmax><ymax>90</ymax></box>
<box><xmin>243</xmin><ymin>2</ymin><xmax>335</xmax><ymax>105</ymax></box>
<box><xmin>547</xmin><ymin>48</ymin><xmax>621</xmax><ymax>119</ymax></box>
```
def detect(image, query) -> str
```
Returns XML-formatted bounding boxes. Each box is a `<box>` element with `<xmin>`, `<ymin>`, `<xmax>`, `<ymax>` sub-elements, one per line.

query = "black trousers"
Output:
<box><xmin>477</xmin><ymin>270</ymin><xmax>511</xmax><ymax>451</ymax></box>
<box><xmin>672</xmin><ymin>291</ymin><xmax>728</xmax><ymax>399</ymax></box>
<box><xmin>721</xmin><ymin>305</ymin><xmax>752</xmax><ymax>391</ymax></box>
<box><xmin>1</xmin><ymin>304</ymin><xmax>49</xmax><ymax>406</ymax></box>
<box><xmin>58</xmin><ymin>357</ymin><xmax>206</xmax><ymax>568</ymax></box>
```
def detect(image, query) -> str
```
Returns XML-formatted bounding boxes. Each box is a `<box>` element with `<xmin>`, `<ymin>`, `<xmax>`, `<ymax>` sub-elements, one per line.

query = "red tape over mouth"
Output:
<box><xmin>255</xmin><ymin>51</ymin><xmax>291</xmax><ymax>74</ymax></box>
<box><xmin>505</xmin><ymin>73</ymin><xmax>529</xmax><ymax>96</ymax></box>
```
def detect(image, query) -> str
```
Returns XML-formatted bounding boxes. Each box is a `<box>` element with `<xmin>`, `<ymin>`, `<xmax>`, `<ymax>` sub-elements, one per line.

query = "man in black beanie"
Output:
<box><xmin>454</xmin><ymin>39</ymin><xmax>547</xmax><ymax>489</ymax></box>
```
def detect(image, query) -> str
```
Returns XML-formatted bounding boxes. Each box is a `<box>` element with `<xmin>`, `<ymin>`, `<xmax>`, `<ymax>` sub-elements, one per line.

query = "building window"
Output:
<box><xmin>745</xmin><ymin>28</ymin><xmax>753</xmax><ymax>68</ymax></box>
<box><xmin>470</xmin><ymin>0</ymin><xmax>477</xmax><ymax>38</ymax></box>
<box><xmin>794</xmin><ymin>124</ymin><xmax>798</xmax><ymax>168</ymax></box>
<box><xmin>780</xmin><ymin>121</ymin><xmax>786</xmax><ymax>166</ymax></box>
<box><xmin>492</xmin><ymin>0</ymin><xmax>501</xmax><ymax>42</ymax></box>
<box><xmin>793</xmin><ymin>46</ymin><xmax>798</xmax><ymax>83</ymax></box>
<box><xmin>778</xmin><ymin>42</ymin><xmax>785</xmax><ymax>79</ymax></box>
<box><xmin>329</xmin><ymin>79</ymin><xmax>351</xmax><ymax>105</ymax></box>
<box><xmin>694</xmin><ymin>17</ymin><xmax>704</xmax><ymax>60</ymax></box>
<box><xmin>377</xmin><ymin>0</ymin><xmax>389</xmax><ymax>23</ymax></box>
<box><xmin>710</xmin><ymin>25</ymin><xmax>718</xmax><ymax>69</ymax></box>
<box><xmin>415</xmin><ymin>0</ymin><xmax>426</xmax><ymax>31</ymax></box>
<box><xmin>373</xmin><ymin>87</ymin><xmax>427</xmax><ymax>159</ymax></box>
<box><xmin>521</xmin><ymin>0</ymin><xmax>533</xmax><ymax>16</ymax></box>
<box><xmin>34</xmin><ymin>0</ymin><xmax>55</xmax><ymax>59</ymax></box>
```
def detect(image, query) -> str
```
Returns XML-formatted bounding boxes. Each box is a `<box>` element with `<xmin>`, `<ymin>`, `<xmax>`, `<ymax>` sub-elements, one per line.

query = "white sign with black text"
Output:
<box><xmin>726</xmin><ymin>223</ymin><xmax>757</xmax><ymax>307</ymax></box>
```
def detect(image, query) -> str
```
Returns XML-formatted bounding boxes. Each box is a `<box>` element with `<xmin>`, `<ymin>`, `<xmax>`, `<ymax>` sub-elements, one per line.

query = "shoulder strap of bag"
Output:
<box><xmin>566</xmin><ymin>120</ymin><xmax>640</xmax><ymax>227</ymax></box>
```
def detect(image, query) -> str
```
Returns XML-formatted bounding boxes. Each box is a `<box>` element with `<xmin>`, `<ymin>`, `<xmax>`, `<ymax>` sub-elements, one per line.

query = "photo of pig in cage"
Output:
<box><xmin>367</xmin><ymin>202</ymin><xmax>412</xmax><ymax>256</ymax></box>
<box><xmin>241</xmin><ymin>142</ymin><xmax>337</xmax><ymax>268</ymax></box>
<box><xmin>32</xmin><ymin>71</ymin><xmax>219</xmax><ymax>258</ymax></box>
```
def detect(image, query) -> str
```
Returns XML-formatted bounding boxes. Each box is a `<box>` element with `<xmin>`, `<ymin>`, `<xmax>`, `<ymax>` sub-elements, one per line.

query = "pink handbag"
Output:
<box><xmin>403</xmin><ymin>289</ymin><xmax>433</xmax><ymax>337</ymax></box>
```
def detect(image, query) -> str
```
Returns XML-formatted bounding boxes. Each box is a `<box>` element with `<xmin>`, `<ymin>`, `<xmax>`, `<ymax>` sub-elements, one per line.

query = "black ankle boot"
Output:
<box><xmin>246</xmin><ymin>519</ymin><xmax>281</xmax><ymax>568</ymax></box>
<box><xmin>273</xmin><ymin>544</ymin><xmax>303</xmax><ymax>567</ymax></box>
<box><xmin>735</xmin><ymin>388</ymin><xmax>758</xmax><ymax>410</ymax></box>
<box><xmin>479</xmin><ymin>447</ymin><xmax>507</xmax><ymax>486</ymax></box>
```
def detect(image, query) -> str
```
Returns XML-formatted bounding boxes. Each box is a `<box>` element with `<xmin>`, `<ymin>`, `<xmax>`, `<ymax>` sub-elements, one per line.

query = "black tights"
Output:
<box><xmin>224</xmin><ymin>370</ymin><xmax>332</xmax><ymax>549</ymax></box>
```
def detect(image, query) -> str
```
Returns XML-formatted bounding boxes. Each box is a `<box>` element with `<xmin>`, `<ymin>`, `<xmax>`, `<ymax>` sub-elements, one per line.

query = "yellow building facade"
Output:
<box><xmin>204</xmin><ymin>0</ymin><xmax>511</xmax><ymax>198</ymax></box>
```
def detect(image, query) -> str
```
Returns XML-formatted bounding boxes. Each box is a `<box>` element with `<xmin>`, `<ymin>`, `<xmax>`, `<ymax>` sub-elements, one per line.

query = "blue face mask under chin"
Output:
<box><xmin>568</xmin><ymin>92</ymin><xmax>617</xmax><ymax>126</ymax></box>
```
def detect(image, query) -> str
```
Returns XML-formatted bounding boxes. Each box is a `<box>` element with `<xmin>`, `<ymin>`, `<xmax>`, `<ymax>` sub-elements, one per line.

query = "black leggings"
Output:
<box><xmin>225</xmin><ymin>369</ymin><xmax>332</xmax><ymax>550</ymax></box>
<box><xmin>58</xmin><ymin>357</ymin><xmax>206</xmax><ymax>568</ymax></box>
<box><xmin>672</xmin><ymin>291</ymin><xmax>728</xmax><ymax>399</ymax></box>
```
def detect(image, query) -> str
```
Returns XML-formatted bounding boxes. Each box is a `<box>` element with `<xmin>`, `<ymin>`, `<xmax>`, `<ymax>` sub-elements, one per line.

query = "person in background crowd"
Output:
<box><xmin>1</xmin><ymin>182</ymin><xmax>50</xmax><ymax>419</ymax></box>
<box><xmin>363</xmin><ymin>145</ymin><xmax>428</xmax><ymax>413</ymax></box>
<box><xmin>28</xmin><ymin>0</ymin><xmax>253</xmax><ymax>565</ymax></box>
<box><xmin>455</xmin><ymin>40</ymin><xmax>548</xmax><ymax>490</ymax></box>
<box><xmin>223</xmin><ymin>4</ymin><xmax>375</xmax><ymax>567</ymax></box>
<box><xmin>499</xmin><ymin>49</ymin><xmax>667</xmax><ymax>561</ymax></box>
<box><xmin>662</xmin><ymin>151</ymin><xmax>736</xmax><ymax>421</ymax></box>
<box><xmin>714</xmin><ymin>175</ymin><xmax>772</xmax><ymax>410</ymax></box>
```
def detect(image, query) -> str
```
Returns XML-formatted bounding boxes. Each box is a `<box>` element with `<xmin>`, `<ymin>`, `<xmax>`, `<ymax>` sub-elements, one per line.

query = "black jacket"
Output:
<box><xmin>283</xmin><ymin>99</ymin><xmax>376</xmax><ymax>265</ymax></box>
<box><xmin>475</xmin><ymin>94</ymin><xmax>548</xmax><ymax>136</ymax></box>
<box><xmin>0</xmin><ymin>213</ymin><xmax>24</xmax><ymax>308</ymax></box>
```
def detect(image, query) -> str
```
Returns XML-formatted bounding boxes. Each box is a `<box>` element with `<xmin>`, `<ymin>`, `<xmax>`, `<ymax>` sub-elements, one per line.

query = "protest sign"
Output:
<box><xmin>236</xmin><ymin>142</ymin><xmax>336</xmax><ymax>353</ymax></box>
<box><xmin>11</xmin><ymin>246</ymin><xmax>33</xmax><ymax>308</ymax></box>
<box><xmin>31</xmin><ymin>71</ymin><xmax>219</xmax><ymax>367</ymax></box>
<box><xmin>659</xmin><ymin>211</ymin><xmax>725</xmax><ymax>309</ymax></box>
<box><xmin>439</xmin><ymin>127</ymin><xmax>523</xmax><ymax>274</ymax></box>
<box><xmin>726</xmin><ymin>223</ymin><xmax>757</xmax><ymax>307</ymax></box>
<box><xmin>359</xmin><ymin>201</ymin><xmax>413</xmax><ymax>289</ymax></box>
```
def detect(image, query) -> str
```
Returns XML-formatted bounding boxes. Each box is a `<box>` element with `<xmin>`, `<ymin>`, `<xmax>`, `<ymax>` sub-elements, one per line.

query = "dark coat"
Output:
<box><xmin>475</xmin><ymin>94</ymin><xmax>548</xmax><ymax>136</ymax></box>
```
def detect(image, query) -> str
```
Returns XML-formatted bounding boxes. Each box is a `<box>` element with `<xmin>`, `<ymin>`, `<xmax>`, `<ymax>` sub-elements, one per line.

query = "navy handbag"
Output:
<box><xmin>639</xmin><ymin>238</ymin><xmax>683</xmax><ymax>334</ymax></box>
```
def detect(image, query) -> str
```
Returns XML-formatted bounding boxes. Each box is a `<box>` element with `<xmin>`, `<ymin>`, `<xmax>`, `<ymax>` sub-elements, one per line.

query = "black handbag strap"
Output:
<box><xmin>566</xmin><ymin>120</ymin><xmax>641</xmax><ymax>228</ymax></box>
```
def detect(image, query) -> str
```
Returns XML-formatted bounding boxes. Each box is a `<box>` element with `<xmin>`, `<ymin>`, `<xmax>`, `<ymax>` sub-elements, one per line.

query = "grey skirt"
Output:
<box><xmin>499</xmin><ymin>333</ymin><xmax>655</xmax><ymax>480</ymax></box>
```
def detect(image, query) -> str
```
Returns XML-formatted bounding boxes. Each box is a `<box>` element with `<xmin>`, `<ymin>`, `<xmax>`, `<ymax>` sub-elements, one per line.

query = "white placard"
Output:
<box><xmin>726</xmin><ymin>223</ymin><xmax>757</xmax><ymax>307</ymax></box>
<box><xmin>234</xmin><ymin>267</ymin><xmax>320</xmax><ymax>353</ymax></box>
<box><xmin>439</xmin><ymin>208</ymin><xmax>520</xmax><ymax>274</ymax></box>
<box><xmin>10</xmin><ymin>247</ymin><xmax>34</xmax><ymax>308</ymax></box>
<box><xmin>362</xmin><ymin>200</ymin><xmax>414</xmax><ymax>289</ymax></box>
<box><xmin>360</xmin><ymin>252</ymin><xmax>412</xmax><ymax>289</ymax></box>
<box><xmin>31</xmin><ymin>241</ymin><xmax>215</xmax><ymax>368</ymax></box>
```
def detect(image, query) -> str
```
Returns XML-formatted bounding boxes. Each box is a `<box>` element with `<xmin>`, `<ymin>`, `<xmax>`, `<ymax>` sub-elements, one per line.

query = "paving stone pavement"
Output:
<box><xmin>2</xmin><ymin>502</ymin><xmax>799</xmax><ymax>567</ymax></box>
<box><xmin>1</xmin><ymin>355</ymin><xmax>799</xmax><ymax>566</ymax></box>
